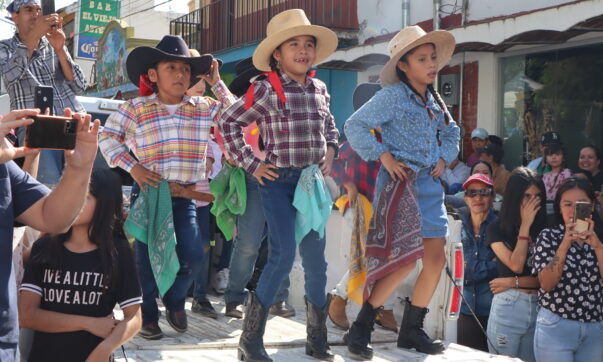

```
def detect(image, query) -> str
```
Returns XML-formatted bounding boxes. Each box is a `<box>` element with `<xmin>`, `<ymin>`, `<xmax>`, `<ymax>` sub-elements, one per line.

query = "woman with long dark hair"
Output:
<box><xmin>532</xmin><ymin>177</ymin><xmax>603</xmax><ymax>362</ymax></box>
<box><xmin>19</xmin><ymin>169</ymin><xmax>142</xmax><ymax>362</ymax></box>
<box><xmin>485</xmin><ymin>167</ymin><xmax>547</xmax><ymax>362</ymax></box>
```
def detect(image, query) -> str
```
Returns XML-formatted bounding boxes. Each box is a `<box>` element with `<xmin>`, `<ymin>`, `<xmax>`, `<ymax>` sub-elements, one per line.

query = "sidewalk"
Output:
<box><xmin>115</xmin><ymin>295</ymin><xmax>520</xmax><ymax>362</ymax></box>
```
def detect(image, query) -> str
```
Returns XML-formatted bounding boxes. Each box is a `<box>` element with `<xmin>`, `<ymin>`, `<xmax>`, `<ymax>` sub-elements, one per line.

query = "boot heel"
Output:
<box><xmin>237</xmin><ymin>348</ymin><xmax>245</xmax><ymax>361</ymax></box>
<box><xmin>305</xmin><ymin>343</ymin><xmax>314</xmax><ymax>357</ymax></box>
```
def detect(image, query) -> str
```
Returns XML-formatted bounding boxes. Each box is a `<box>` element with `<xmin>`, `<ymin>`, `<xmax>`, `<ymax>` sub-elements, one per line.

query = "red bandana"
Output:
<box><xmin>139</xmin><ymin>74</ymin><xmax>154</xmax><ymax>96</ymax></box>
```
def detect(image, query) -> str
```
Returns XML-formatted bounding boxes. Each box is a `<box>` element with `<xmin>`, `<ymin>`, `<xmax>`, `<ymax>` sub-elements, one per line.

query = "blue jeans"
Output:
<box><xmin>132</xmin><ymin>183</ymin><xmax>204</xmax><ymax>324</ymax></box>
<box><xmin>224</xmin><ymin>172</ymin><xmax>289</xmax><ymax>305</ymax></box>
<box><xmin>534</xmin><ymin>307</ymin><xmax>603</xmax><ymax>362</ymax></box>
<box><xmin>255</xmin><ymin>167</ymin><xmax>327</xmax><ymax>309</ymax></box>
<box><xmin>193</xmin><ymin>205</ymin><xmax>212</xmax><ymax>300</ymax></box>
<box><xmin>487</xmin><ymin>289</ymin><xmax>538</xmax><ymax>362</ymax></box>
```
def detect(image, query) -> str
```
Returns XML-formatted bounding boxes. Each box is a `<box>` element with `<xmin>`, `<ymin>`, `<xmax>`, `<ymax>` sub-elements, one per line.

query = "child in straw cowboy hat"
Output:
<box><xmin>344</xmin><ymin>26</ymin><xmax>460</xmax><ymax>359</ymax></box>
<box><xmin>99</xmin><ymin>35</ymin><xmax>236</xmax><ymax>340</ymax></box>
<box><xmin>219</xmin><ymin>9</ymin><xmax>339</xmax><ymax>362</ymax></box>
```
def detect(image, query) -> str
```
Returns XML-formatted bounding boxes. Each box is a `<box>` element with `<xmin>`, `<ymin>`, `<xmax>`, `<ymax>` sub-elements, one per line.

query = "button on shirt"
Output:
<box><xmin>344</xmin><ymin>82</ymin><xmax>460</xmax><ymax>170</ymax></box>
<box><xmin>533</xmin><ymin>224</ymin><xmax>603</xmax><ymax>322</ymax></box>
<box><xmin>219</xmin><ymin>72</ymin><xmax>340</xmax><ymax>175</ymax></box>
<box><xmin>99</xmin><ymin>82</ymin><xmax>236</xmax><ymax>184</ymax></box>
<box><xmin>0</xmin><ymin>35</ymin><xmax>86</xmax><ymax>113</ymax></box>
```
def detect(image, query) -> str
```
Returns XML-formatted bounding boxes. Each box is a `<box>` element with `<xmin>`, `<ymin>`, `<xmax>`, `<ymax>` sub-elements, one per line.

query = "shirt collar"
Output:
<box><xmin>145</xmin><ymin>93</ymin><xmax>195</xmax><ymax>107</ymax></box>
<box><xmin>279</xmin><ymin>71</ymin><xmax>315</xmax><ymax>88</ymax></box>
<box><xmin>13</xmin><ymin>33</ymin><xmax>49</xmax><ymax>51</ymax></box>
<box><xmin>397</xmin><ymin>81</ymin><xmax>440</xmax><ymax>111</ymax></box>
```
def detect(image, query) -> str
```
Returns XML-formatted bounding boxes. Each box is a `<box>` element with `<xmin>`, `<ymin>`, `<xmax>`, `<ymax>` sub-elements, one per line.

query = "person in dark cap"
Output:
<box><xmin>99</xmin><ymin>35</ymin><xmax>236</xmax><ymax>340</ymax></box>
<box><xmin>478</xmin><ymin>143</ymin><xmax>510</xmax><ymax>196</ymax></box>
<box><xmin>527</xmin><ymin>131</ymin><xmax>562</xmax><ymax>175</ymax></box>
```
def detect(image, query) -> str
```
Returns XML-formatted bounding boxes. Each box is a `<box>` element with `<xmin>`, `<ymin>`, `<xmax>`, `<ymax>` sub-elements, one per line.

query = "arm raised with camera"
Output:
<box><xmin>16</xmin><ymin>109</ymin><xmax>99</xmax><ymax>233</ymax></box>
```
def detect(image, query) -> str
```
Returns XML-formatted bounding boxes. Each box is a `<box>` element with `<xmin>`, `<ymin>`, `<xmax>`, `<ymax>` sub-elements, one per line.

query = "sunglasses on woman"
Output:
<box><xmin>465</xmin><ymin>188</ymin><xmax>493</xmax><ymax>198</ymax></box>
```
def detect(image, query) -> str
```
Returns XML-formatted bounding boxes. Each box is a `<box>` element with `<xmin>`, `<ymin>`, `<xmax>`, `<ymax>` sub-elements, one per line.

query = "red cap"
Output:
<box><xmin>462</xmin><ymin>173</ymin><xmax>494</xmax><ymax>190</ymax></box>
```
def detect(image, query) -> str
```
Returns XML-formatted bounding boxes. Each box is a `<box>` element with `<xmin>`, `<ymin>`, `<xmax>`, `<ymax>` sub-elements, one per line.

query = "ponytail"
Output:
<box><xmin>427</xmin><ymin>84</ymin><xmax>450</xmax><ymax>126</ymax></box>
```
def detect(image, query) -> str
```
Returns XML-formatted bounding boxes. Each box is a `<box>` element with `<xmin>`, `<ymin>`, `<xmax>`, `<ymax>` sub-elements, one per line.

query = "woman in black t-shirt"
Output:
<box><xmin>19</xmin><ymin>169</ymin><xmax>142</xmax><ymax>362</ymax></box>
<box><xmin>485</xmin><ymin>167</ymin><xmax>547</xmax><ymax>362</ymax></box>
<box><xmin>532</xmin><ymin>177</ymin><xmax>603</xmax><ymax>362</ymax></box>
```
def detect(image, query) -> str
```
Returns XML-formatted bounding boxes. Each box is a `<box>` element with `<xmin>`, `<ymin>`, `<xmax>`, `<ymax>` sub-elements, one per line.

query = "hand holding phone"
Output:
<box><xmin>25</xmin><ymin>114</ymin><xmax>77</xmax><ymax>150</ymax></box>
<box><xmin>573</xmin><ymin>201</ymin><xmax>592</xmax><ymax>233</ymax></box>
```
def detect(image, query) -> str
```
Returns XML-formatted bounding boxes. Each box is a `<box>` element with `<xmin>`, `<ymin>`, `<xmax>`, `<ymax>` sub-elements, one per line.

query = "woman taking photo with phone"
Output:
<box><xmin>486</xmin><ymin>167</ymin><xmax>547</xmax><ymax>362</ymax></box>
<box><xmin>532</xmin><ymin>177</ymin><xmax>603</xmax><ymax>362</ymax></box>
<box><xmin>19</xmin><ymin>169</ymin><xmax>142</xmax><ymax>362</ymax></box>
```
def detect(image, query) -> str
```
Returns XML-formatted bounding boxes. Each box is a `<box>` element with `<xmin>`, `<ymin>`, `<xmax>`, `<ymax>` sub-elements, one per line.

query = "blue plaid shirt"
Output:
<box><xmin>0</xmin><ymin>34</ymin><xmax>86</xmax><ymax>113</ymax></box>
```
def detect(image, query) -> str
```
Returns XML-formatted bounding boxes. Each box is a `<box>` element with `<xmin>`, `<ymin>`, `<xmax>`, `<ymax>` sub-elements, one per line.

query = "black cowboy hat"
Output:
<box><xmin>352</xmin><ymin>82</ymin><xmax>381</xmax><ymax>111</ymax></box>
<box><xmin>126</xmin><ymin>35</ymin><xmax>217</xmax><ymax>88</ymax></box>
<box><xmin>228</xmin><ymin>57</ymin><xmax>263</xmax><ymax>97</ymax></box>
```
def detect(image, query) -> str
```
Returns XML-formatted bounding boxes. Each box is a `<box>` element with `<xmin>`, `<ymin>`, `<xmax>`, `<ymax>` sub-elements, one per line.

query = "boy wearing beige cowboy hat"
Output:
<box><xmin>99</xmin><ymin>35</ymin><xmax>236</xmax><ymax>340</ymax></box>
<box><xmin>219</xmin><ymin>8</ymin><xmax>339</xmax><ymax>362</ymax></box>
<box><xmin>344</xmin><ymin>26</ymin><xmax>460</xmax><ymax>359</ymax></box>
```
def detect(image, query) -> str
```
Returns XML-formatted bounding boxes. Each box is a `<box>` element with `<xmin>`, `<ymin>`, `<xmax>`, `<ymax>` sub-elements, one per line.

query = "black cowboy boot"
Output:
<box><xmin>238</xmin><ymin>292</ymin><xmax>272</xmax><ymax>362</ymax></box>
<box><xmin>305</xmin><ymin>295</ymin><xmax>334</xmax><ymax>361</ymax></box>
<box><xmin>343</xmin><ymin>301</ymin><xmax>382</xmax><ymax>360</ymax></box>
<box><xmin>397</xmin><ymin>298</ymin><xmax>445</xmax><ymax>354</ymax></box>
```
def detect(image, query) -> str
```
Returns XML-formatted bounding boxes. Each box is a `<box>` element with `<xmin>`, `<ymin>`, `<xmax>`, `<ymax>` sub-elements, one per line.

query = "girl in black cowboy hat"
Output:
<box><xmin>98</xmin><ymin>35</ymin><xmax>236</xmax><ymax>340</ymax></box>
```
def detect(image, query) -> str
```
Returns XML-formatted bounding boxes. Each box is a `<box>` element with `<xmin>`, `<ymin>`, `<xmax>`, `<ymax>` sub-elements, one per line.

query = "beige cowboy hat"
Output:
<box><xmin>252</xmin><ymin>9</ymin><xmax>338</xmax><ymax>72</ymax></box>
<box><xmin>379</xmin><ymin>25</ymin><xmax>455</xmax><ymax>87</ymax></box>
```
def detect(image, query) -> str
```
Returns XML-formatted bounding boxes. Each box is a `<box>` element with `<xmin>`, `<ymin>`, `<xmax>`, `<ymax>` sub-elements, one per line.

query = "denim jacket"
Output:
<box><xmin>344</xmin><ymin>81</ymin><xmax>460</xmax><ymax>171</ymax></box>
<box><xmin>460</xmin><ymin>207</ymin><xmax>498</xmax><ymax>316</ymax></box>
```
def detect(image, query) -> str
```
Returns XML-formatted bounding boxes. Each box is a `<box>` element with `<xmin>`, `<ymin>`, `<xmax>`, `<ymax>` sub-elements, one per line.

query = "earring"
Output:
<box><xmin>277</xmin><ymin>61</ymin><xmax>281</xmax><ymax>68</ymax></box>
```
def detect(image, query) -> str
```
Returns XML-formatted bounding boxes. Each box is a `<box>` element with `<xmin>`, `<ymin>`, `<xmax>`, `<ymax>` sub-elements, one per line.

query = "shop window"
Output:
<box><xmin>499</xmin><ymin>43</ymin><xmax>603</xmax><ymax>171</ymax></box>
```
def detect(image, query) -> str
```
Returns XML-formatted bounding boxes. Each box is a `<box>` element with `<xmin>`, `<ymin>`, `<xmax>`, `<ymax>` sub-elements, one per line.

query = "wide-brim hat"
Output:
<box><xmin>126</xmin><ymin>35</ymin><xmax>215</xmax><ymax>88</ymax></box>
<box><xmin>379</xmin><ymin>25</ymin><xmax>455</xmax><ymax>87</ymax></box>
<box><xmin>229</xmin><ymin>57</ymin><xmax>263</xmax><ymax>97</ymax></box>
<box><xmin>352</xmin><ymin>83</ymin><xmax>381</xmax><ymax>111</ymax></box>
<box><xmin>252</xmin><ymin>9</ymin><xmax>338</xmax><ymax>72</ymax></box>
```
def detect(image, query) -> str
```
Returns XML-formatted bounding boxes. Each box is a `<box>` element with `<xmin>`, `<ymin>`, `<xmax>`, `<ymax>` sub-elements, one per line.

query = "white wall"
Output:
<box><xmin>466</xmin><ymin>0</ymin><xmax>576</xmax><ymax>22</ymax></box>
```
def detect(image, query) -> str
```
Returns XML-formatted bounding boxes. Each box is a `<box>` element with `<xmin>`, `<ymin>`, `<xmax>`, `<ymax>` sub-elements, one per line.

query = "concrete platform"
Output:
<box><xmin>114</xmin><ymin>295</ymin><xmax>520</xmax><ymax>362</ymax></box>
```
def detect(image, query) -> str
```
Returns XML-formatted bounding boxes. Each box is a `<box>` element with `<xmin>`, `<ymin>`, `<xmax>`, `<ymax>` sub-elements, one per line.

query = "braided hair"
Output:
<box><xmin>395</xmin><ymin>45</ymin><xmax>451</xmax><ymax>125</ymax></box>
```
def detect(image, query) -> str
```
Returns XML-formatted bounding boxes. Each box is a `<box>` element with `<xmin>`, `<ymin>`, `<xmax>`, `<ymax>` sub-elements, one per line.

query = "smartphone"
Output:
<box><xmin>34</xmin><ymin>86</ymin><xmax>53</xmax><ymax>115</ymax></box>
<box><xmin>573</xmin><ymin>201</ymin><xmax>592</xmax><ymax>233</ymax></box>
<box><xmin>41</xmin><ymin>0</ymin><xmax>55</xmax><ymax>15</ymax></box>
<box><xmin>25</xmin><ymin>115</ymin><xmax>77</xmax><ymax>150</ymax></box>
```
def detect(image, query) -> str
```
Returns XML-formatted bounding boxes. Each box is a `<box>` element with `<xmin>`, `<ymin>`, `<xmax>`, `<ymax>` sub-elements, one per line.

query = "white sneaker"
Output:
<box><xmin>212</xmin><ymin>268</ymin><xmax>229</xmax><ymax>294</ymax></box>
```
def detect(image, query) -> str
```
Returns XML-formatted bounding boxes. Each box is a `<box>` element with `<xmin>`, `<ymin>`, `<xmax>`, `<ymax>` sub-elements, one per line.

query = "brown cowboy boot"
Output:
<box><xmin>376</xmin><ymin>309</ymin><xmax>398</xmax><ymax>333</ymax></box>
<box><xmin>327</xmin><ymin>293</ymin><xmax>349</xmax><ymax>330</ymax></box>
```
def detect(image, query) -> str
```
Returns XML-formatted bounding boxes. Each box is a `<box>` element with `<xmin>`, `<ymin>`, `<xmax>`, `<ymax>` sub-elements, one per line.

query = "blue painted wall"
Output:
<box><xmin>215</xmin><ymin>45</ymin><xmax>358</xmax><ymax>134</ymax></box>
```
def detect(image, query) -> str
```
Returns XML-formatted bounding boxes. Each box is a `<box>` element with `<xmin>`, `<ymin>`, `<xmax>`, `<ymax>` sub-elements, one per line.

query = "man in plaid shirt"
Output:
<box><xmin>0</xmin><ymin>0</ymin><xmax>86</xmax><ymax>186</ymax></box>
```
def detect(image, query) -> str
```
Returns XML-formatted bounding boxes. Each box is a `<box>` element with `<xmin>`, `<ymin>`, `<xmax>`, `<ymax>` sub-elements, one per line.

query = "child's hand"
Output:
<box><xmin>379</xmin><ymin>152</ymin><xmax>408</xmax><ymax>181</ymax></box>
<box><xmin>320</xmin><ymin>147</ymin><xmax>335</xmax><ymax>176</ymax></box>
<box><xmin>431</xmin><ymin>158</ymin><xmax>445</xmax><ymax>178</ymax></box>
<box><xmin>198</xmin><ymin>59</ymin><xmax>221</xmax><ymax>87</ymax></box>
<box><xmin>344</xmin><ymin>182</ymin><xmax>358</xmax><ymax>206</ymax></box>
<box><xmin>131</xmin><ymin>164</ymin><xmax>162</xmax><ymax>192</ymax></box>
<box><xmin>253</xmin><ymin>163</ymin><xmax>279</xmax><ymax>186</ymax></box>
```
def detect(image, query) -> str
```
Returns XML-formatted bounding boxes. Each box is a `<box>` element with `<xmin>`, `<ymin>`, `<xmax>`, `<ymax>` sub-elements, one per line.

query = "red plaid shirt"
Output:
<box><xmin>219</xmin><ymin>72</ymin><xmax>339</xmax><ymax>174</ymax></box>
<box><xmin>331</xmin><ymin>141</ymin><xmax>381</xmax><ymax>202</ymax></box>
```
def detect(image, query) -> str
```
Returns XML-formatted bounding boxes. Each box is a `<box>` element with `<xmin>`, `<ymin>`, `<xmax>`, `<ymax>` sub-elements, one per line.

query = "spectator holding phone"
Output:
<box><xmin>0</xmin><ymin>0</ymin><xmax>86</xmax><ymax>186</ymax></box>
<box><xmin>532</xmin><ymin>177</ymin><xmax>603</xmax><ymax>362</ymax></box>
<box><xmin>19</xmin><ymin>169</ymin><xmax>142</xmax><ymax>362</ymax></box>
<box><xmin>486</xmin><ymin>167</ymin><xmax>547</xmax><ymax>362</ymax></box>
<box><xmin>0</xmin><ymin>108</ymin><xmax>100</xmax><ymax>362</ymax></box>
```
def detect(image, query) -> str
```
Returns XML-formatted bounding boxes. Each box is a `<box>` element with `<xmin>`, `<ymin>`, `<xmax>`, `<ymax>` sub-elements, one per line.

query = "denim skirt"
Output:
<box><xmin>374</xmin><ymin>166</ymin><xmax>448</xmax><ymax>238</ymax></box>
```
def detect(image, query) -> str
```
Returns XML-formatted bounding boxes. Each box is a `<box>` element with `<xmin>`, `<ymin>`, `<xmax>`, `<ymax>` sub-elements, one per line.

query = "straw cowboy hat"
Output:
<box><xmin>252</xmin><ymin>9</ymin><xmax>338</xmax><ymax>72</ymax></box>
<box><xmin>127</xmin><ymin>35</ymin><xmax>215</xmax><ymax>87</ymax></box>
<box><xmin>379</xmin><ymin>25</ymin><xmax>455</xmax><ymax>86</ymax></box>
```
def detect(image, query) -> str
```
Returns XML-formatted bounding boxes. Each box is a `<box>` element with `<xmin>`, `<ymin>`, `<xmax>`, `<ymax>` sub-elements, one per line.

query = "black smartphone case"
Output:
<box><xmin>25</xmin><ymin>115</ymin><xmax>76</xmax><ymax>150</ymax></box>
<box><xmin>34</xmin><ymin>86</ymin><xmax>54</xmax><ymax>115</ymax></box>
